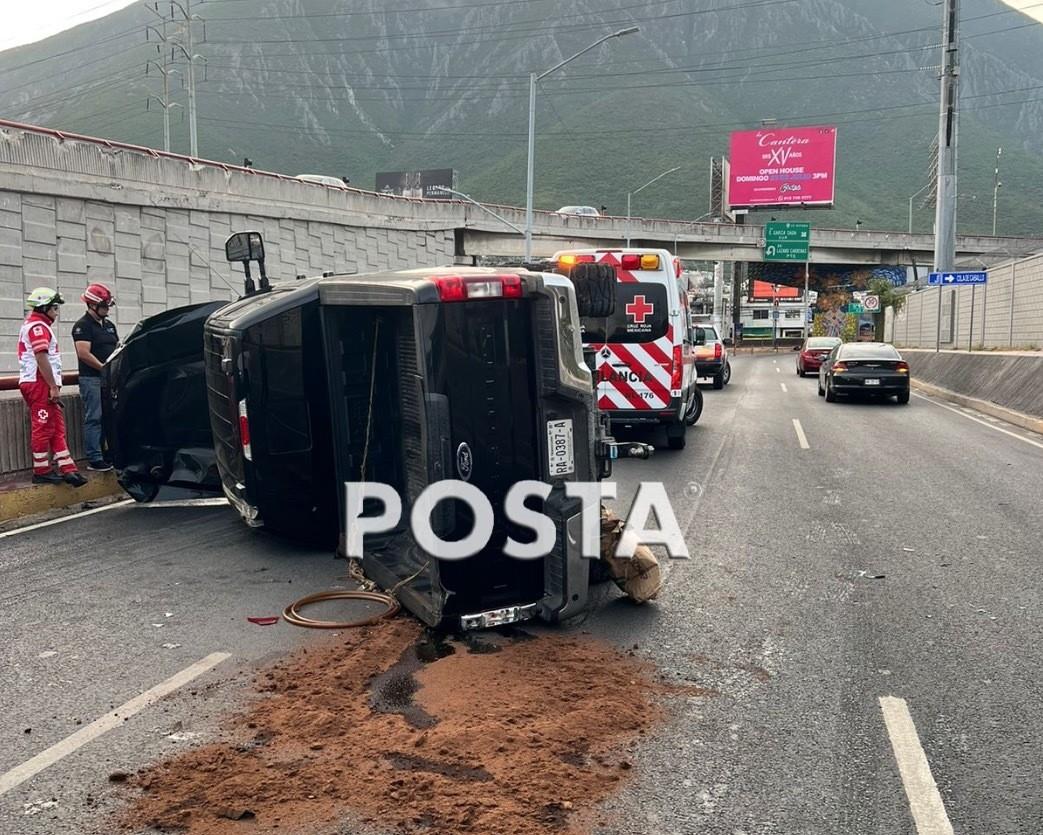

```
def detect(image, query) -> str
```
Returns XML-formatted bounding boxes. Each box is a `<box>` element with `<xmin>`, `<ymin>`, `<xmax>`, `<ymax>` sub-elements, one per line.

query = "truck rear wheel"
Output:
<box><xmin>666</xmin><ymin>419</ymin><xmax>687</xmax><ymax>450</ymax></box>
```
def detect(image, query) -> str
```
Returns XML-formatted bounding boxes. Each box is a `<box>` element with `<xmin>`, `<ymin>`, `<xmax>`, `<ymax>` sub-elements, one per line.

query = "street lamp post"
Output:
<box><xmin>524</xmin><ymin>27</ymin><xmax>639</xmax><ymax>261</ymax></box>
<box><xmin>908</xmin><ymin>182</ymin><xmax>932</xmax><ymax>234</ymax></box>
<box><xmin>626</xmin><ymin>165</ymin><xmax>681</xmax><ymax>247</ymax></box>
<box><xmin>992</xmin><ymin>146</ymin><xmax>1002</xmax><ymax>236</ymax></box>
<box><xmin>430</xmin><ymin>186</ymin><xmax>525</xmax><ymax>236</ymax></box>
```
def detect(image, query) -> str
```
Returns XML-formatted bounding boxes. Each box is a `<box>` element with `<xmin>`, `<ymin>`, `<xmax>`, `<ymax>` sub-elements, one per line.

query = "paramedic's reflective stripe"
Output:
<box><xmin>17</xmin><ymin>318</ymin><xmax>61</xmax><ymax>384</ymax></box>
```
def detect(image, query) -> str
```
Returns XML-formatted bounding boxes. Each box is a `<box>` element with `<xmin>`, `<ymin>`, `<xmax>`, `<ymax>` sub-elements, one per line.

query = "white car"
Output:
<box><xmin>295</xmin><ymin>174</ymin><xmax>347</xmax><ymax>188</ymax></box>
<box><xmin>556</xmin><ymin>205</ymin><xmax>601</xmax><ymax>217</ymax></box>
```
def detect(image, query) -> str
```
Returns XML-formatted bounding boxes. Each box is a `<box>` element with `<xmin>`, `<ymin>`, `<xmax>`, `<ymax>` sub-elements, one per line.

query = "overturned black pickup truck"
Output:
<box><xmin>104</xmin><ymin>232</ymin><xmax>651</xmax><ymax>630</ymax></box>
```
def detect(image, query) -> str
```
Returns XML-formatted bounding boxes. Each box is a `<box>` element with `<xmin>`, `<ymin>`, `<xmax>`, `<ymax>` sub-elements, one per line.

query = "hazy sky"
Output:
<box><xmin>1</xmin><ymin>0</ymin><xmax>1042</xmax><ymax>52</ymax></box>
<box><xmin>0</xmin><ymin>0</ymin><xmax>137</xmax><ymax>52</ymax></box>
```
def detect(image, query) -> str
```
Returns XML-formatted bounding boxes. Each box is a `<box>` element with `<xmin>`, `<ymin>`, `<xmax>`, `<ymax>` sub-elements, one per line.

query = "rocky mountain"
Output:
<box><xmin>2</xmin><ymin>0</ymin><xmax>1043</xmax><ymax>236</ymax></box>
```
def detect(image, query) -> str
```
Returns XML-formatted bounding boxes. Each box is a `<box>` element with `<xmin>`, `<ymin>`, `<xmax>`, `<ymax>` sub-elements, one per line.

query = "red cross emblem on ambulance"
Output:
<box><xmin>625</xmin><ymin>295</ymin><xmax>654</xmax><ymax>324</ymax></box>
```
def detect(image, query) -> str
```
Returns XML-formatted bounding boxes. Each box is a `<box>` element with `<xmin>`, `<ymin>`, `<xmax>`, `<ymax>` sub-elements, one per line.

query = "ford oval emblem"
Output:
<box><xmin>455</xmin><ymin>442</ymin><xmax>473</xmax><ymax>481</ymax></box>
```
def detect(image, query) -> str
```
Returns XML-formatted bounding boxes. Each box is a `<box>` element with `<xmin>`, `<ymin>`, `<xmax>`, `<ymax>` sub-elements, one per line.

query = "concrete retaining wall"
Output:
<box><xmin>0</xmin><ymin>123</ymin><xmax>459</xmax><ymax>373</ymax></box>
<box><xmin>889</xmin><ymin>253</ymin><xmax>1043</xmax><ymax>350</ymax></box>
<box><xmin>903</xmin><ymin>349</ymin><xmax>1043</xmax><ymax>420</ymax></box>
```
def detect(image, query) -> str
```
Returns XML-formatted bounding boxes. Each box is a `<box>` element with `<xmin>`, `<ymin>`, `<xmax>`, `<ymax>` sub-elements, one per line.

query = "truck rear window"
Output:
<box><xmin>581</xmin><ymin>284</ymin><xmax>669</xmax><ymax>344</ymax></box>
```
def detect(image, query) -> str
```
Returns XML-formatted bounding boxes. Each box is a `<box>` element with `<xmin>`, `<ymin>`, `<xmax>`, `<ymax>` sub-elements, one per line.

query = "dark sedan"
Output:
<box><xmin>818</xmin><ymin>342</ymin><xmax>910</xmax><ymax>404</ymax></box>
<box><xmin>797</xmin><ymin>336</ymin><xmax>842</xmax><ymax>376</ymax></box>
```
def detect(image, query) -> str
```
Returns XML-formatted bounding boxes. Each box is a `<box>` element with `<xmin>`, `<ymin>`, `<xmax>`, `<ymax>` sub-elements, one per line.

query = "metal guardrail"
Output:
<box><xmin>0</xmin><ymin>372</ymin><xmax>79</xmax><ymax>392</ymax></box>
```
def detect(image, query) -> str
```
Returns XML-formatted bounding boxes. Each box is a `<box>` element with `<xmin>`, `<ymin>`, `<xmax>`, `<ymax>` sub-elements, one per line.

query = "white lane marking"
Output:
<box><xmin>912</xmin><ymin>393</ymin><xmax>1043</xmax><ymax>451</ymax></box>
<box><xmin>792</xmin><ymin>418</ymin><xmax>810</xmax><ymax>449</ymax></box>
<box><xmin>0</xmin><ymin>652</ymin><xmax>231</xmax><ymax>796</ymax></box>
<box><xmin>775</xmin><ymin>367</ymin><xmax>781</xmax><ymax>374</ymax></box>
<box><xmin>879</xmin><ymin>696</ymin><xmax>955</xmax><ymax>835</ymax></box>
<box><xmin>0</xmin><ymin>500</ymin><xmax>133</xmax><ymax>540</ymax></box>
<box><xmin>780</xmin><ymin>383</ymin><xmax>788</xmax><ymax>393</ymax></box>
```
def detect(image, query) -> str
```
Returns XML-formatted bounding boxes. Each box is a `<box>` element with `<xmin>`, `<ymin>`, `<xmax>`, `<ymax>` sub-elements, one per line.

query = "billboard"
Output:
<box><xmin>750</xmin><ymin>279</ymin><xmax>801</xmax><ymax>300</ymax></box>
<box><xmin>375</xmin><ymin>168</ymin><xmax>457</xmax><ymax>199</ymax></box>
<box><xmin>727</xmin><ymin>125</ymin><xmax>837</xmax><ymax>208</ymax></box>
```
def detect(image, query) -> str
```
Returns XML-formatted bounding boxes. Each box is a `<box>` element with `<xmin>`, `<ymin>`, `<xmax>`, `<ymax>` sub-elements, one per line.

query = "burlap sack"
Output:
<box><xmin>599</xmin><ymin>507</ymin><xmax>662</xmax><ymax>603</ymax></box>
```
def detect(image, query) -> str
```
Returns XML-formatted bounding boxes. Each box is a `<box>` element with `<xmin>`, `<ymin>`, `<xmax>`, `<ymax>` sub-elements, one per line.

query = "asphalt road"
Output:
<box><xmin>2</xmin><ymin>353</ymin><xmax>1041</xmax><ymax>834</ymax></box>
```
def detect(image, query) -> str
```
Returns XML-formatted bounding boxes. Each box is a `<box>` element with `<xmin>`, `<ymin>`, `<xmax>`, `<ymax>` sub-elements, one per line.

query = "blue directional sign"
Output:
<box><xmin>927</xmin><ymin>271</ymin><xmax>988</xmax><ymax>286</ymax></box>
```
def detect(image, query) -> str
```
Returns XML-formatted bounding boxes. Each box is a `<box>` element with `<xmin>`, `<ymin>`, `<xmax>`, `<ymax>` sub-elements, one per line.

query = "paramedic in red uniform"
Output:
<box><xmin>16</xmin><ymin>288</ymin><xmax>88</xmax><ymax>487</ymax></box>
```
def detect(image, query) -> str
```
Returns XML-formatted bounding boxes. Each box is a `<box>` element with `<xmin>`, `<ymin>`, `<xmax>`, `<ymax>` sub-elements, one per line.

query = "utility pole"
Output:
<box><xmin>803</xmin><ymin>261</ymin><xmax>810</xmax><ymax>341</ymax></box>
<box><xmin>145</xmin><ymin>4</ymin><xmax>178</xmax><ymax>152</ymax></box>
<box><xmin>772</xmin><ymin>283</ymin><xmax>779</xmax><ymax>352</ymax></box>
<box><xmin>992</xmin><ymin>146</ymin><xmax>1002</xmax><ymax>236</ymax></box>
<box><xmin>933</xmin><ymin>0</ymin><xmax>959</xmax><ymax>352</ymax></box>
<box><xmin>145</xmin><ymin>40</ymin><xmax>182</xmax><ymax>151</ymax></box>
<box><xmin>712</xmin><ymin>261</ymin><xmax>724</xmax><ymax>335</ymax></box>
<box><xmin>146</xmin><ymin>0</ymin><xmax>204</xmax><ymax>157</ymax></box>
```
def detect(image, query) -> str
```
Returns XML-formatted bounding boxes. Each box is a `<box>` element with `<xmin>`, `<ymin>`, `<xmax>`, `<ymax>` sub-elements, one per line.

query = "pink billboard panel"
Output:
<box><xmin>727</xmin><ymin>125</ymin><xmax>837</xmax><ymax>208</ymax></box>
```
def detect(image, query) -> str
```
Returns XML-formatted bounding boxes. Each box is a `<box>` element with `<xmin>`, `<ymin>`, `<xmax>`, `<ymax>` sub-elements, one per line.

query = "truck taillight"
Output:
<box><xmin>896</xmin><ymin>361</ymin><xmax>909</xmax><ymax>373</ymax></box>
<box><xmin>714</xmin><ymin>342</ymin><xmax>722</xmax><ymax>360</ymax></box>
<box><xmin>432</xmin><ymin>274</ymin><xmax>523</xmax><ymax>301</ymax></box>
<box><xmin>671</xmin><ymin>345</ymin><xmax>683</xmax><ymax>390</ymax></box>
<box><xmin>238</xmin><ymin>399</ymin><xmax>252</xmax><ymax>461</ymax></box>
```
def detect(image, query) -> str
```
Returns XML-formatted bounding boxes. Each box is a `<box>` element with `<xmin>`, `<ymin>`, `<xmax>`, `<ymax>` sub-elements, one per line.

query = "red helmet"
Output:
<box><xmin>82</xmin><ymin>283</ymin><xmax>115</xmax><ymax>306</ymax></box>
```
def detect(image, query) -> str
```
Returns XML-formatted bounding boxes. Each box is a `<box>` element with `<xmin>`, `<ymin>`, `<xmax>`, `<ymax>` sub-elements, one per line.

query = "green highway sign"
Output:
<box><xmin>764</xmin><ymin>221</ymin><xmax>810</xmax><ymax>262</ymax></box>
<box><xmin>846</xmin><ymin>303</ymin><xmax>864</xmax><ymax>314</ymax></box>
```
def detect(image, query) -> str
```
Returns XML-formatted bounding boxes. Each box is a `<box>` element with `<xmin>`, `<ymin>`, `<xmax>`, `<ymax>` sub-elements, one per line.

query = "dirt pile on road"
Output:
<box><xmin>118</xmin><ymin>619</ymin><xmax>665</xmax><ymax>835</ymax></box>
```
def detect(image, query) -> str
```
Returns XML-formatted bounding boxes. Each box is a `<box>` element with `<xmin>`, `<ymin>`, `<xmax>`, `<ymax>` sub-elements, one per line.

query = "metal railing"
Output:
<box><xmin>0</xmin><ymin>371</ymin><xmax>79</xmax><ymax>392</ymax></box>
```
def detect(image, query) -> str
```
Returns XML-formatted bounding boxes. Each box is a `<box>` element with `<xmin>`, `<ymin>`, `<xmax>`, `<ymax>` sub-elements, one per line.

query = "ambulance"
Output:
<box><xmin>553</xmin><ymin>248</ymin><xmax>703</xmax><ymax>449</ymax></box>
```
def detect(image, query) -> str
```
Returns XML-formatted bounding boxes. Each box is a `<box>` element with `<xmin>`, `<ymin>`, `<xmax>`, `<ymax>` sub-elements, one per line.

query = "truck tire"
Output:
<box><xmin>896</xmin><ymin>390</ymin><xmax>910</xmax><ymax>404</ymax></box>
<box><xmin>666</xmin><ymin>420</ymin><xmax>687</xmax><ymax>450</ymax></box>
<box><xmin>712</xmin><ymin>370</ymin><xmax>724</xmax><ymax>389</ymax></box>
<box><xmin>723</xmin><ymin>361</ymin><xmax>731</xmax><ymax>385</ymax></box>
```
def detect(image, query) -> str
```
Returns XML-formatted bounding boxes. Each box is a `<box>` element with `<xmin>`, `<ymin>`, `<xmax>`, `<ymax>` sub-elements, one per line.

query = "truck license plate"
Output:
<box><xmin>547</xmin><ymin>419</ymin><xmax>574</xmax><ymax>476</ymax></box>
<box><xmin>865</xmin><ymin>378</ymin><xmax>880</xmax><ymax>386</ymax></box>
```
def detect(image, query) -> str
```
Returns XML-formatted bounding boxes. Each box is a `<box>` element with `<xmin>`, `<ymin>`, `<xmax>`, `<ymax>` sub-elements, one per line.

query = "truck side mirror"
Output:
<box><xmin>225</xmin><ymin>231</ymin><xmax>269</xmax><ymax>295</ymax></box>
<box><xmin>722</xmin><ymin>337</ymin><xmax>733</xmax><ymax>347</ymax></box>
<box><xmin>225</xmin><ymin>231</ymin><xmax>265</xmax><ymax>264</ymax></box>
<box><xmin>569</xmin><ymin>262</ymin><xmax>616</xmax><ymax>318</ymax></box>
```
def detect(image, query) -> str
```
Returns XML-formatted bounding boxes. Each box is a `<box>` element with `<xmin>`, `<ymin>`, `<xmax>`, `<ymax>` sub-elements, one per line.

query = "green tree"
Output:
<box><xmin>867</xmin><ymin>278</ymin><xmax>906</xmax><ymax>341</ymax></box>
<box><xmin>841</xmin><ymin>314</ymin><xmax>858</xmax><ymax>343</ymax></box>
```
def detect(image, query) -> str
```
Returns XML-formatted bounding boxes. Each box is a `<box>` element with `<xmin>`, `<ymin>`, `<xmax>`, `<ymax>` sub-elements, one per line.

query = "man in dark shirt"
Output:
<box><xmin>73</xmin><ymin>283</ymin><xmax>119</xmax><ymax>471</ymax></box>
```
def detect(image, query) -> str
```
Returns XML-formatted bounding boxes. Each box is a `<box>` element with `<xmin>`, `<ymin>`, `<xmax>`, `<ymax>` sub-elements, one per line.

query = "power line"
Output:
<box><xmin>203</xmin><ymin>0</ymin><xmax>684</xmax><ymax>22</ymax></box>
<box><xmin>203</xmin><ymin>0</ymin><xmax>807</xmax><ymax>45</ymax></box>
<box><xmin>0</xmin><ymin>0</ymin><xmax>1036</xmax><ymax>81</ymax></box>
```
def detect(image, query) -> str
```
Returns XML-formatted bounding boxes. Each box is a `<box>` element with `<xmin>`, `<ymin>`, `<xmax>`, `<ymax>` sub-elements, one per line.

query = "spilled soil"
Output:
<box><xmin>117</xmin><ymin>619</ymin><xmax>671</xmax><ymax>835</ymax></box>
